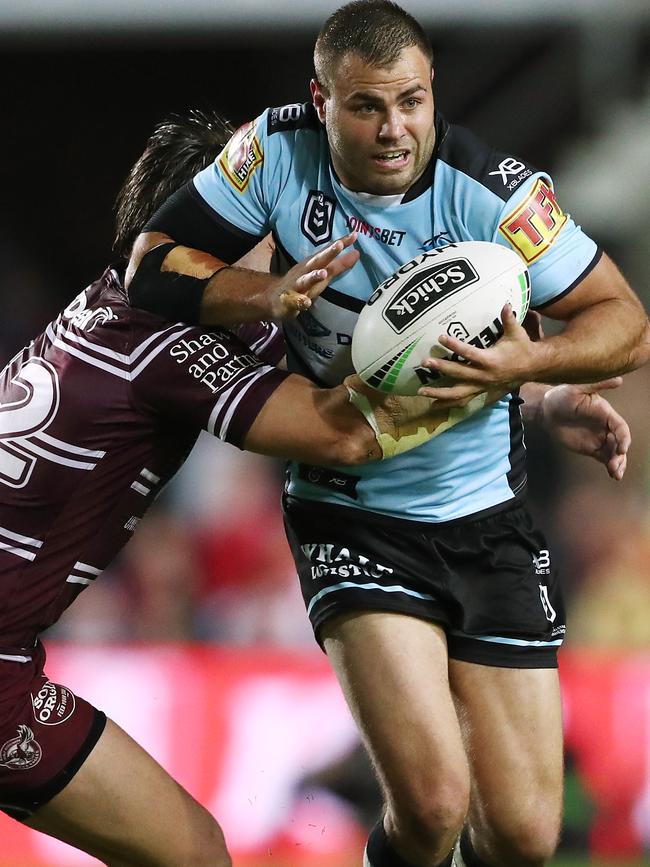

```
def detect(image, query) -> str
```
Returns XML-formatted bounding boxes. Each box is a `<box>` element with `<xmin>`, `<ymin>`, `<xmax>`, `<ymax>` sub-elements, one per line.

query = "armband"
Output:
<box><xmin>345</xmin><ymin>378</ymin><xmax>488</xmax><ymax>460</ymax></box>
<box><xmin>128</xmin><ymin>242</ymin><xmax>222</xmax><ymax>324</ymax></box>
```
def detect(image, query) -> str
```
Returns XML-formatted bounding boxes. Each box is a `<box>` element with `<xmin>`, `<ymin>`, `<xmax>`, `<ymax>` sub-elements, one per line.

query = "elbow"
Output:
<box><xmin>638</xmin><ymin>319</ymin><xmax>650</xmax><ymax>368</ymax></box>
<box><xmin>329</xmin><ymin>429</ymin><xmax>380</xmax><ymax>466</ymax></box>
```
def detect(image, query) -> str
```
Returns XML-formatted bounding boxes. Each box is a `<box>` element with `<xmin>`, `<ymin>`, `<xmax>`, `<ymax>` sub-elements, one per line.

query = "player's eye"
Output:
<box><xmin>357</xmin><ymin>104</ymin><xmax>378</xmax><ymax>114</ymax></box>
<box><xmin>402</xmin><ymin>97</ymin><xmax>420</xmax><ymax>109</ymax></box>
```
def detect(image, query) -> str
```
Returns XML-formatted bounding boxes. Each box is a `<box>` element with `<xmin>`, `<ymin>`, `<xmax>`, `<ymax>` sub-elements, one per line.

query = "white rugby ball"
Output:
<box><xmin>351</xmin><ymin>241</ymin><xmax>530</xmax><ymax>395</ymax></box>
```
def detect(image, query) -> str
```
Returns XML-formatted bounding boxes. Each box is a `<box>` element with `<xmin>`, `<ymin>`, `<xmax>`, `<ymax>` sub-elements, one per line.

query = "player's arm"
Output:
<box><xmin>127</xmin><ymin>229</ymin><xmax>359</xmax><ymax>328</ymax></box>
<box><xmin>243</xmin><ymin>374</ymin><xmax>475</xmax><ymax>465</ymax></box>
<box><xmin>419</xmin><ymin>253</ymin><xmax>650</xmax><ymax>392</ymax></box>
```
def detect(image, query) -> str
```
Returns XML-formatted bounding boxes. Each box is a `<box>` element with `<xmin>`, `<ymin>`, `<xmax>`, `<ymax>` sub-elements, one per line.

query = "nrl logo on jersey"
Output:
<box><xmin>301</xmin><ymin>190</ymin><xmax>336</xmax><ymax>245</ymax></box>
<box><xmin>218</xmin><ymin>120</ymin><xmax>263</xmax><ymax>194</ymax></box>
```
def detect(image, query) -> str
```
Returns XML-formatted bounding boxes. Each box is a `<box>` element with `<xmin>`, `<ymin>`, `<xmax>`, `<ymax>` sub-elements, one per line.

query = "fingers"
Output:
<box><xmin>279</xmin><ymin>289</ymin><xmax>314</xmax><ymax>314</ymax></box>
<box><xmin>304</xmin><ymin>232</ymin><xmax>358</xmax><ymax>273</ymax></box>
<box><xmin>579</xmin><ymin>377</ymin><xmax>624</xmax><ymax>394</ymax></box>
<box><xmin>416</xmin><ymin>383</ymin><xmax>482</xmax><ymax>403</ymax></box>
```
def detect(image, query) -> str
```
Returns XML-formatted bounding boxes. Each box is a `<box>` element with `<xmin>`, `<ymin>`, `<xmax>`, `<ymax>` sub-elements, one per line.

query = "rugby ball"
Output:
<box><xmin>351</xmin><ymin>241</ymin><xmax>530</xmax><ymax>395</ymax></box>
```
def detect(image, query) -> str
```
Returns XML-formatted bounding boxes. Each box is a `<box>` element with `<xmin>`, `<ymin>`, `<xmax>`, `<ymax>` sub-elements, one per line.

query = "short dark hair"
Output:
<box><xmin>113</xmin><ymin>108</ymin><xmax>234</xmax><ymax>259</ymax></box>
<box><xmin>314</xmin><ymin>0</ymin><xmax>433</xmax><ymax>90</ymax></box>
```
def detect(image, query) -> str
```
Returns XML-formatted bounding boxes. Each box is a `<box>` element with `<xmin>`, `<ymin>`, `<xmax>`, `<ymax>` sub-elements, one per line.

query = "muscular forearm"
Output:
<box><xmin>526</xmin><ymin>300</ymin><xmax>650</xmax><ymax>384</ymax></box>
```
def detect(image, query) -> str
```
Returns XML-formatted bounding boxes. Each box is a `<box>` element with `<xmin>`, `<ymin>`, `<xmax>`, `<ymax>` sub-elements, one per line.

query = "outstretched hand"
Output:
<box><xmin>540</xmin><ymin>379</ymin><xmax>630</xmax><ymax>480</ymax></box>
<box><xmin>269</xmin><ymin>232</ymin><xmax>359</xmax><ymax>318</ymax></box>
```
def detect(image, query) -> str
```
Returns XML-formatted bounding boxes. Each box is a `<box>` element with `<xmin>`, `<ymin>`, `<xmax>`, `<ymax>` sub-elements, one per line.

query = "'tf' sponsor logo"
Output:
<box><xmin>383</xmin><ymin>258</ymin><xmax>479</xmax><ymax>333</ymax></box>
<box><xmin>499</xmin><ymin>178</ymin><xmax>567</xmax><ymax>263</ymax></box>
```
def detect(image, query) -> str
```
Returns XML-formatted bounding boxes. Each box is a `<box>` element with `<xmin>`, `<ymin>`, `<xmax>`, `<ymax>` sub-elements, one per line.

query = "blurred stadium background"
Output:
<box><xmin>1</xmin><ymin>0</ymin><xmax>650</xmax><ymax>864</ymax></box>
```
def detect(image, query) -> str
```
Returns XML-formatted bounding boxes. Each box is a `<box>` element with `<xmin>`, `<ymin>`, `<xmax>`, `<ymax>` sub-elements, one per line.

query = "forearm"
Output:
<box><xmin>527</xmin><ymin>300</ymin><xmax>650</xmax><ymax>384</ymax></box>
<box><xmin>126</xmin><ymin>231</ymin><xmax>281</xmax><ymax>327</ymax></box>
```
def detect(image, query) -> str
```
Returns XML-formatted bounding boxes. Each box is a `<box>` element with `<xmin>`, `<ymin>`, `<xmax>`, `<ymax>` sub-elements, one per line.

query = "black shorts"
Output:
<box><xmin>0</xmin><ymin>643</ymin><xmax>106</xmax><ymax>821</ymax></box>
<box><xmin>283</xmin><ymin>496</ymin><xmax>566</xmax><ymax>668</ymax></box>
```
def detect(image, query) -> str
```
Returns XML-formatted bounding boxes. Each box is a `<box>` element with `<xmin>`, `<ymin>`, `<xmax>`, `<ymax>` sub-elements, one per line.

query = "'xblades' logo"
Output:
<box><xmin>301</xmin><ymin>190</ymin><xmax>336</xmax><ymax>245</ymax></box>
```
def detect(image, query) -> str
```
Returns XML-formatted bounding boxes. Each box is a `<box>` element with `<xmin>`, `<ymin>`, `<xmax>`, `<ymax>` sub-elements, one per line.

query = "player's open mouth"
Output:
<box><xmin>373</xmin><ymin>150</ymin><xmax>410</xmax><ymax>169</ymax></box>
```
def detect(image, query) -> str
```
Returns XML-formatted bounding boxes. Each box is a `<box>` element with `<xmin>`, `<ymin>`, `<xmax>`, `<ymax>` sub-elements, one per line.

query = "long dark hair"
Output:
<box><xmin>113</xmin><ymin>108</ymin><xmax>234</xmax><ymax>259</ymax></box>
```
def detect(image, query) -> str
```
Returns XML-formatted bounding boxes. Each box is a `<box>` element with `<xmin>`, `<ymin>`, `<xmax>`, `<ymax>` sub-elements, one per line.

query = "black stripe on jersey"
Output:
<box><xmin>272</xmin><ymin>233</ymin><xmax>298</xmax><ymax>272</ymax></box>
<box><xmin>506</xmin><ymin>390</ymin><xmax>527</xmax><ymax>499</ymax></box>
<box><xmin>320</xmin><ymin>285</ymin><xmax>365</xmax><ymax>313</ymax></box>
<box><xmin>436</xmin><ymin>118</ymin><xmax>539</xmax><ymax>203</ymax></box>
<box><xmin>533</xmin><ymin>248</ymin><xmax>603</xmax><ymax>311</ymax></box>
<box><xmin>144</xmin><ymin>182</ymin><xmax>262</xmax><ymax>263</ymax></box>
<box><xmin>267</xmin><ymin>102</ymin><xmax>321</xmax><ymax>136</ymax></box>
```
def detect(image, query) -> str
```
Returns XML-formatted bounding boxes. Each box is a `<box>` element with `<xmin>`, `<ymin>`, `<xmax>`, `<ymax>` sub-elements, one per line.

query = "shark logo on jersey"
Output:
<box><xmin>301</xmin><ymin>190</ymin><xmax>336</xmax><ymax>245</ymax></box>
<box><xmin>384</xmin><ymin>259</ymin><xmax>479</xmax><ymax>333</ymax></box>
<box><xmin>418</xmin><ymin>231</ymin><xmax>452</xmax><ymax>251</ymax></box>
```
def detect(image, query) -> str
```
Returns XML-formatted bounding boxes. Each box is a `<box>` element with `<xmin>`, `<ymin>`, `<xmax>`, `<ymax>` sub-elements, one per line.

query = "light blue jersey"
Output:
<box><xmin>193</xmin><ymin>104</ymin><xmax>599</xmax><ymax>521</ymax></box>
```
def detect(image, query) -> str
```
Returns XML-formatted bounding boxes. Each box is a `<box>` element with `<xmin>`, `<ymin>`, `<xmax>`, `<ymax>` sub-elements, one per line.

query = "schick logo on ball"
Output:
<box><xmin>383</xmin><ymin>258</ymin><xmax>479</xmax><ymax>333</ymax></box>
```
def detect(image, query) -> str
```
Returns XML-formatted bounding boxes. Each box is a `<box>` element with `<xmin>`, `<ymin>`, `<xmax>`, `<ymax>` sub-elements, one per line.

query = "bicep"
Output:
<box><xmin>539</xmin><ymin>252</ymin><xmax>643</xmax><ymax>321</ymax></box>
<box><xmin>242</xmin><ymin>375</ymin><xmax>377</xmax><ymax>465</ymax></box>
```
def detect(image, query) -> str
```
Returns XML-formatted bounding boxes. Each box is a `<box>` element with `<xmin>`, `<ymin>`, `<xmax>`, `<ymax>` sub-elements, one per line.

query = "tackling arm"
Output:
<box><xmin>126</xmin><ymin>229</ymin><xmax>359</xmax><ymax>328</ymax></box>
<box><xmin>242</xmin><ymin>373</ymin><xmax>483</xmax><ymax>466</ymax></box>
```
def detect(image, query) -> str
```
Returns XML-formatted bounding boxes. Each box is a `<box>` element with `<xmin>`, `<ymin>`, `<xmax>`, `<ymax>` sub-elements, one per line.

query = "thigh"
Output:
<box><xmin>25</xmin><ymin>717</ymin><xmax>228</xmax><ymax>867</ymax></box>
<box><xmin>449</xmin><ymin>660</ymin><xmax>563</xmax><ymax>840</ymax></box>
<box><xmin>322</xmin><ymin>611</ymin><xmax>469</xmax><ymax>814</ymax></box>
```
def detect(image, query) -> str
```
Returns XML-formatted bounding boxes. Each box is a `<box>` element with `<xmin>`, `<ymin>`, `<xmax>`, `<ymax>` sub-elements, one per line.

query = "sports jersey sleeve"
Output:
<box><xmin>491</xmin><ymin>174</ymin><xmax>599</xmax><ymax>309</ymax></box>
<box><xmin>192</xmin><ymin>108</ymin><xmax>290</xmax><ymax>241</ymax></box>
<box><xmin>131</xmin><ymin>325</ymin><xmax>290</xmax><ymax>448</ymax></box>
<box><xmin>232</xmin><ymin>321</ymin><xmax>286</xmax><ymax>366</ymax></box>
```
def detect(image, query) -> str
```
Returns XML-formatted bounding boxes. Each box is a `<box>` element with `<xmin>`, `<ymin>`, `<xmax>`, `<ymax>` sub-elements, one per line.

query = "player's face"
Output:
<box><xmin>312</xmin><ymin>45</ymin><xmax>435</xmax><ymax>196</ymax></box>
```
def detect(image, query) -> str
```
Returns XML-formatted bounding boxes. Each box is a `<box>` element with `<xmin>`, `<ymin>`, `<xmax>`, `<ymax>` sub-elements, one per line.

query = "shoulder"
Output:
<box><xmin>266</xmin><ymin>102</ymin><xmax>321</xmax><ymax>137</ymax></box>
<box><xmin>436</xmin><ymin>116</ymin><xmax>538</xmax><ymax>203</ymax></box>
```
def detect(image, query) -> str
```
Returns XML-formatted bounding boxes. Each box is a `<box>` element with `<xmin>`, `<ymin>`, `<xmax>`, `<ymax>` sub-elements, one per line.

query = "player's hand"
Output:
<box><xmin>416</xmin><ymin>303</ymin><xmax>538</xmax><ymax>401</ymax></box>
<box><xmin>540</xmin><ymin>379</ymin><xmax>630</xmax><ymax>480</ymax></box>
<box><xmin>269</xmin><ymin>232</ymin><xmax>359</xmax><ymax>318</ymax></box>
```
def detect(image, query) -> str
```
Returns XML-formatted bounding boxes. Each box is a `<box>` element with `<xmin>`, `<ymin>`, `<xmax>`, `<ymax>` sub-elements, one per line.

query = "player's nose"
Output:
<box><xmin>378</xmin><ymin>108</ymin><xmax>406</xmax><ymax>141</ymax></box>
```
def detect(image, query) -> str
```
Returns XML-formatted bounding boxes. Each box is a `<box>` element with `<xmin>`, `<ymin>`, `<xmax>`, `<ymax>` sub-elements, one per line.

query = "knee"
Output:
<box><xmin>179</xmin><ymin>812</ymin><xmax>232</xmax><ymax>867</ymax></box>
<box><xmin>390</xmin><ymin>775</ymin><xmax>469</xmax><ymax>850</ymax></box>
<box><xmin>476</xmin><ymin>812</ymin><xmax>560</xmax><ymax>867</ymax></box>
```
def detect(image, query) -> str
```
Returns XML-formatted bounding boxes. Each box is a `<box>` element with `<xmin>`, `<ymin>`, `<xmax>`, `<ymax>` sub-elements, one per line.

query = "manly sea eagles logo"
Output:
<box><xmin>0</xmin><ymin>725</ymin><xmax>42</xmax><ymax>770</ymax></box>
<box><xmin>301</xmin><ymin>190</ymin><xmax>336</xmax><ymax>245</ymax></box>
<box><xmin>383</xmin><ymin>258</ymin><xmax>479</xmax><ymax>334</ymax></box>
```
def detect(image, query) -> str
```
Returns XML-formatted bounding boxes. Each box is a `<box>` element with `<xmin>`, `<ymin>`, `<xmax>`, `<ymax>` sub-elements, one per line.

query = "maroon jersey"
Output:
<box><xmin>0</xmin><ymin>267</ymin><xmax>290</xmax><ymax>660</ymax></box>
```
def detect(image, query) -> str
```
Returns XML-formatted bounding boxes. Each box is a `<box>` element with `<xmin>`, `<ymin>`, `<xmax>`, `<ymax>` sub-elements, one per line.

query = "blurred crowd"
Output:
<box><xmin>2</xmin><ymin>235</ymin><xmax>649</xmax><ymax>652</ymax></box>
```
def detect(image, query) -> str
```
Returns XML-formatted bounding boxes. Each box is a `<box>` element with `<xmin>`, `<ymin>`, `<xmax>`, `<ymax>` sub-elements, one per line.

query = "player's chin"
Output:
<box><xmin>365</xmin><ymin>168</ymin><xmax>416</xmax><ymax>195</ymax></box>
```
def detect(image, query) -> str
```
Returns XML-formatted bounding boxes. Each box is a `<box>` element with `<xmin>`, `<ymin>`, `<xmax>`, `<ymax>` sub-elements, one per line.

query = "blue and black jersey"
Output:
<box><xmin>150</xmin><ymin>103</ymin><xmax>600</xmax><ymax>521</ymax></box>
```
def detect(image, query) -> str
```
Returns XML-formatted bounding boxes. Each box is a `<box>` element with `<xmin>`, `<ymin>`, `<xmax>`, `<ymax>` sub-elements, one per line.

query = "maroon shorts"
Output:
<box><xmin>0</xmin><ymin>647</ymin><xmax>106</xmax><ymax>821</ymax></box>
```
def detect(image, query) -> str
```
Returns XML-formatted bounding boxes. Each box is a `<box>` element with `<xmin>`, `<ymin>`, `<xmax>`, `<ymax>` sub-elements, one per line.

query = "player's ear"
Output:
<box><xmin>310</xmin><ymin>79</ymin><xmax>327</xmax><ymax>124</ymax></box>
